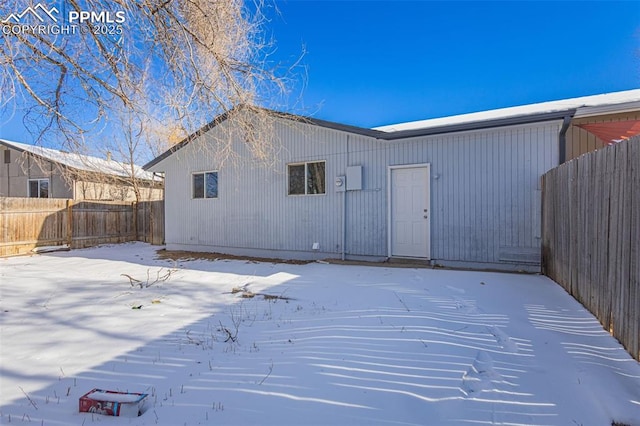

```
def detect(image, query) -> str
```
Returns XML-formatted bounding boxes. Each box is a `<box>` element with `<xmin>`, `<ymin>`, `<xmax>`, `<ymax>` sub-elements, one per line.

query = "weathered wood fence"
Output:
<box><xmin>542</xmin><ymin>137</ymin><xmax>639</xmax><ymax>361</ymax></box>
<box><xmin>0</xmin><ymin>198</ymin><xmax>164</xmax><ymax>257</ymax></box>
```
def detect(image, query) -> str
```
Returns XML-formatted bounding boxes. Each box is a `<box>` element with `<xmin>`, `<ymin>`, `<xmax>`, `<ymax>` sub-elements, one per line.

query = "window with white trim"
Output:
<box><xmin>288</xmin><ymin>161</ymin><xmax>326</xmax><ymax>195</ymax></box>
<box><xmin>193</xmin><ymin>171</ymin><xmax>218</xmax><ymax>199</ymax></box>
<box><xmin>28</xmin><ymin>179</ymin><xmax>49</xmax><ymax>198</ymax></box>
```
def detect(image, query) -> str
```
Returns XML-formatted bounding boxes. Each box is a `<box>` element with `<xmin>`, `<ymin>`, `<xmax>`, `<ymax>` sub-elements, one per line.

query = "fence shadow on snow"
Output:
<box><xmin>542</xmin><ymin>136</ymin><xmax>639</xmax><ymax>361</ymax></box>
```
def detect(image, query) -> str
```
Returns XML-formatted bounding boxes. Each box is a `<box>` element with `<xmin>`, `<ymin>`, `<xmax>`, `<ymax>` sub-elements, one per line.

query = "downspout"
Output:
<box><xmin>342</xmin><ymin>186</ymin><xmax>347</xmax><ymax>261</ymax></box>
<box><xmin>558</xmin><ymin>114</ymin><xmax>573</xmax><ymax>165</ymax></box>
<box><xmin>50</xmin><ymin>161</ymin><xmax>53</xmax><ymax>197</ymax></box>
<box><xmin>342</xmin><ymin>135</ymin><xmax>349</xmax><ymax>261</ymax></box>
<box><xmin>4</xmin><ymin>148</ymin><xmax>9</xmax><ymax>196</ymax></box>
<box><xmin>542</xmin><ymin>112</ymin><xmax>573</xmax><ymax>273</ymax></box>
<box><xmin>27</xmin><ymin>155</ymin><xmax>32</xmax><ymax>196</ymax></box>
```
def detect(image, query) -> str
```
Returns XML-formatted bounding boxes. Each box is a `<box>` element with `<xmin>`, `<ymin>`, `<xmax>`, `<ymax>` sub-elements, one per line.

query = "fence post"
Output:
<box><xmin>66</xmin><ymin>199</ymin><xmax>73</xmax><ymax>247</ymax></box>
<box><xmin>149</xmin><ymin>200</ymin><xmax>154</xmax><ymax>244</ymax></box>
<box><xmin>133</xmin><ymin>201</ymin><xmax>138</xmax><ymax>241</ymax></box>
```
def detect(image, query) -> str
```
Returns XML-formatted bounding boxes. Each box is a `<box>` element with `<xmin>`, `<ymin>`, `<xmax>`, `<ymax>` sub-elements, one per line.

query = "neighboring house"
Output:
<box><xmin>144</xmin><ymin>89</ymin><xmax>640</xmax><ymax>271</ymax></box>
<box><xmin>0</xmin><ymin>139</ymin><xmax>163</xmax><ymax>201</ymax></box>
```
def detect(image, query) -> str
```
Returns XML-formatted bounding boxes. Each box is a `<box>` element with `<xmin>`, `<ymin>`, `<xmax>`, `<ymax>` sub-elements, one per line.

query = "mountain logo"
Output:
<box><xmin>2</xmin><ymin>3</ymin><xmax>59</xmax><ymax>24</ymax></box>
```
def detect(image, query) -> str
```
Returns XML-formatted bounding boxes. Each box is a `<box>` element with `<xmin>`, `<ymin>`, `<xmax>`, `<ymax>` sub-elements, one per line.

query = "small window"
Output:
<box><xmin>193</xmin><ymin>171</ymin><xmax>218</xmax><ymax>199</ymax></box>
<box><xmin>288</xmin><ymin>161</ymin><xmax>326</xmax><ymax>195</ymax></box>
<box><xmin>3</xmin><ymin>149</ymin><xmax>10</xmax><ymax>164</ymax></box>
<box><xmin>28</xmin><ymin>179</ymin><xmax>49</xmax><ymax>198</ymax></box>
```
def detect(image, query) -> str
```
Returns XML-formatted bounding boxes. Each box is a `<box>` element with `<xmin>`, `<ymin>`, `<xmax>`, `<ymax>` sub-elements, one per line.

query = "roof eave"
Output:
<box><xmin>143</xmin><ymin>109</ymin><xmax>387</xmax><ymax>171</ymax></box>
<box><xmin>142</xmin><ymin>108</ymin><xmax>579</xmax><ymax>170</ymax></box>
<box><xmin>573</xmin><ymin>100</ymin><xmax>640</xmax><ymax>119</ymax></box>
<box><xmin>143</xmin><ymin>109</ymin><xmax>237</xmax><ymax>171</ymax></box>
<box><xmin>380</xmin><ymin>109</ymin><xmax>577</xmax><ymax>140</ymax></box>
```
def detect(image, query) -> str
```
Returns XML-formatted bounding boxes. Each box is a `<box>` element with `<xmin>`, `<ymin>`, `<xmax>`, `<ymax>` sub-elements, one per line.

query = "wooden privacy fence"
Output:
<box><xmin>0</xmin><ymin>198</ymin><xmax>164</xmax><ymax>257</ymax></box>
<box><xmin>542</xmin><ymin>137</ymin><xmax>639</xmax><ymax>361</ymax></box>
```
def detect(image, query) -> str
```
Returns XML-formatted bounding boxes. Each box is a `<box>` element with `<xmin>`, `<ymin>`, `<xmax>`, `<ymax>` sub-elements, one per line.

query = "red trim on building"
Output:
<box><xmin>577</xmin><ymin>120</ymin><xmax>640</xmax><ymax>145</ymax></box>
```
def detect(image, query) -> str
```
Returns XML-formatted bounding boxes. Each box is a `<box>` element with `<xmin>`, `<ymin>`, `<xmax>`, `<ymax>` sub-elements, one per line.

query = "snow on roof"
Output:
<box><xmin>374</xmin><ymin>89</ymin><xmax>640</xmax><ymax>132</ymax></box>
<box><xmin>0</xmin><ymin>139</ymin><xmax>158</xmax><ymax>181</ymax></box>
<box><xmin>145</xmin><ymin>89</ymin><xmax>640</xmax><ymax>171</ymax></box>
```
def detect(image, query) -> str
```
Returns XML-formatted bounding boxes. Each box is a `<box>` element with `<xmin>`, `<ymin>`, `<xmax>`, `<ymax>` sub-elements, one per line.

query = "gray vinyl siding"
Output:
<box><xmin>152</xmin><ymin>118</ymin><xmax>561</xmax><ymax>269</ymax></box>
<box><xmin>159</xmin><ymin>121</ymin><xmax>348</xmax><ymax>257</ymax></box>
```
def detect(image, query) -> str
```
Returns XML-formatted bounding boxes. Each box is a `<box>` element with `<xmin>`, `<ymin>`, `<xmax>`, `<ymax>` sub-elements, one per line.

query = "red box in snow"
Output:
<box><xmin>79</xmin><ymin>389</ymin><xmax>148</xmax><ymax>417</ymax></box>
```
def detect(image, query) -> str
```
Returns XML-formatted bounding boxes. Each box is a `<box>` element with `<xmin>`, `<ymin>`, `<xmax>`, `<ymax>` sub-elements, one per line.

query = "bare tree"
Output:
<box><xmin>100</xmin><ymin>104</ymin><xmax>165</xmax><ymax>202</ymax></box>
<box><xmin>1</xmin><ymin>0</ymin><xmax>299</xmax><ymax>167</ymax></box>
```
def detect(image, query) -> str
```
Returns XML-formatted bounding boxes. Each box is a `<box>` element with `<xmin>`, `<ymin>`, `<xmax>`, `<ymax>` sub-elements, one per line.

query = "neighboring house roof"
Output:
<box><xmin>0</xmin><ymin>139</ymin><xmax>158</xmax><ymax>181</ymax></box>
<box><xmin>576</xmin><ymin>120</ymin><xmax>640</xmax><ymax>144</ymax></box>
<box><xmin>144</xmin><ymin>89</ymin><xmax>640</xmax><ymax>170</ymax></box>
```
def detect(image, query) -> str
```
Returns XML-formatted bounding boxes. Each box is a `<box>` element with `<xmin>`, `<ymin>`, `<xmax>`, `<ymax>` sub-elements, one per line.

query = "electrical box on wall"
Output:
<box><xmin>335</xmin><ymin>175</ymin><xmax>346</xmax><ymax>192</ymax></box>
<box><xmin>346</xmin><ymin>166</ymin><xmax>362</xmax><ymax>191</ymax></box>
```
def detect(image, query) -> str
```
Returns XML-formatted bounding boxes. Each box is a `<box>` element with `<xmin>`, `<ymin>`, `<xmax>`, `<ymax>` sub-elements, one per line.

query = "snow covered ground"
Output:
<box><xmin>1</xmin><ymin>242</ymin><xmax>638</xmax><ymax>425</ymax></box>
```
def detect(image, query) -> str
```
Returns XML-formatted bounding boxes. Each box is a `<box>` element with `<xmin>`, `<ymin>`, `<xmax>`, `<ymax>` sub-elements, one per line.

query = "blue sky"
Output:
<box><xmin>1</xmin><ymin>1</ymin><xmax>638</xmax><ymax>144</ymax></box>
<box><xmin>266</xmin><ymin>0</ymin><xmax>640</xmax><ymax>127</ymax></box>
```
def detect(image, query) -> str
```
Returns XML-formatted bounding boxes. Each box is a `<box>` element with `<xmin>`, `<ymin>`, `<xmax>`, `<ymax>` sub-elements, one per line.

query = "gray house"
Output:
<box><xmin>144</xmin><ymin>90</ymin><xmax>640</xmax><ymax>272</ymax></box>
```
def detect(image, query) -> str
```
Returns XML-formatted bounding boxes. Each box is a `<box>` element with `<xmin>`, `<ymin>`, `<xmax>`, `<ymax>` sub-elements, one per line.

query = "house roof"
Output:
<box><xmin>143</xmin><ymin>89</ymin><xmax>640</xmax><ymax>171</ymax></box>
<box><xmin>375</xmin><ymin>89</ymin><xmax>640</xmax><ymax>132</ymax></box>
<box><xmin>0</xmin><ymin>139</ymin><xmax>158</xmax><ymax>181</ymax></box>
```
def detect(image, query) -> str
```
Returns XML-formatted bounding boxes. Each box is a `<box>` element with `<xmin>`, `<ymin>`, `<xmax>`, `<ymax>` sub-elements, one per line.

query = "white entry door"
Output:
<box><xmin>390</xmin><ymin>165</ymin><xmax>430</xmax><ymax>258</ymax></box>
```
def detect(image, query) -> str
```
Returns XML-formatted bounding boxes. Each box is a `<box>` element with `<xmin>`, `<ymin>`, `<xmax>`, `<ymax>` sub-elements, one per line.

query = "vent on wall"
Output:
<box><xmin>498</xmin><ymin>246</ymin><xmax>541</xmax><ymax>264</ymax></box>
<box><xmin>3</xmin><ymin>149</ymin><xmax>9</xmax><ymax>164</ymax></box>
